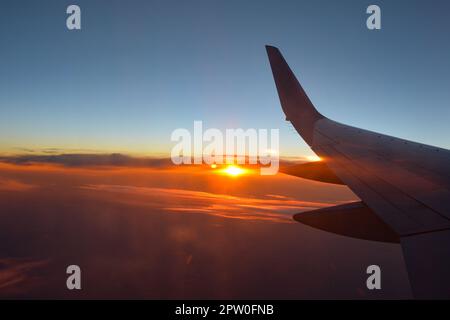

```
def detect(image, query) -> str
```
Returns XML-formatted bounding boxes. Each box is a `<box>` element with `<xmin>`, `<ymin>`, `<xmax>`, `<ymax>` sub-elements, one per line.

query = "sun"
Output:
<box><xmin>221</xmin><ymin>165</ymin><xmax>246</xmax><ymax>177</ymax></box>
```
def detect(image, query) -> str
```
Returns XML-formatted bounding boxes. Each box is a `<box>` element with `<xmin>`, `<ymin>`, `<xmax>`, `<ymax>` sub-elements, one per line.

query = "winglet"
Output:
<box><xmin>266</xmin><ymin>45</ymin><xmax>324</xmax><ymax>145</ymax></box>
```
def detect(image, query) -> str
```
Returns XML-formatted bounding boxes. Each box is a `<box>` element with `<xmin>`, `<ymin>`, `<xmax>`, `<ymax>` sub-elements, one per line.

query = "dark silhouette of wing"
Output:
<box><xmin>266</xmin><ymin>45</ymin><xmax>450</xmax><ymax>298</ymax></box>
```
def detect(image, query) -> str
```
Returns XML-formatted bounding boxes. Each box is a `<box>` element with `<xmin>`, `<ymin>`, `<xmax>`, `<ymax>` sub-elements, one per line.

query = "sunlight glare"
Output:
<box><xmin>306</xmin><ymin>155</ymin><xmax>322</xmax><ymax>162</ymax></box>
<box><xmin>222</xmin><ymin>165</ymin><xmax>246</xmax><ymax>176</ymax></box>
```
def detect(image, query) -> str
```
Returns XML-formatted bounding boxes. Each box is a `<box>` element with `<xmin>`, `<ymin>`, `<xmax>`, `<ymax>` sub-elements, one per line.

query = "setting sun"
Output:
<box><xmin>221</xmin><ymin>165</ymin><xmax>246</xmax><ymax>176</ymax></box>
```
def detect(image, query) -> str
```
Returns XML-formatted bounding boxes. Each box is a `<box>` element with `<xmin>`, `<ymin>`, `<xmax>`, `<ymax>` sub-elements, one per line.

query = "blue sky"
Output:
<box><xmin>1</xmin><ymin>0</ymin><xmax>449</xmax><ymax>156</ymax></box>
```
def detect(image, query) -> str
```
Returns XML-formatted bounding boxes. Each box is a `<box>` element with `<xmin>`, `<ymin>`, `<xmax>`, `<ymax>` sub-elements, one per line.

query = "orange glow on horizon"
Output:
<box><xmin>306</xmin><ymin>155</ymin><xmax>322</xmax><ymax>162</ymax></box>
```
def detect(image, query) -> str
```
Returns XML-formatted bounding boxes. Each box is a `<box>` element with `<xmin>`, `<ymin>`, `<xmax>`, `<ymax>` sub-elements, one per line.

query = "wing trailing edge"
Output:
<box><xmin>293</xmin><ymin>201</ymin><xmax>399</xmax><ymax>243</ymax></box>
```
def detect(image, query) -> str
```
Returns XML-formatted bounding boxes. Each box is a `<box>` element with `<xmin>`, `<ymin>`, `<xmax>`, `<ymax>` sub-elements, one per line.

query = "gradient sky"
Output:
<box><xmin>1</xmin><ymin>0</ymin><xmax>450</xmax><ymax>157</ymax></box>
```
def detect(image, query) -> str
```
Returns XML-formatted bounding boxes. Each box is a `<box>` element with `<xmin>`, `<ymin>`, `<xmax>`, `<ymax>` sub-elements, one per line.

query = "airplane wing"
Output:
<box><xmin>266</xmin><ymin>45</ymin><xmax>450</xmax><ymax>299</ymax></box>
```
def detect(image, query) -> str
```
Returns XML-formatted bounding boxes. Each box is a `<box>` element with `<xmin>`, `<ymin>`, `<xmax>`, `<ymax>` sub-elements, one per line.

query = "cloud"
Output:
<box><xmin>0</xmin><ymin>179</ymin><xmax>36</xmax><ymax>192</ymax></box>
<box><xmin>0</xmin><ymin>153</ymin><xmax>309</xmax><ymax>170</ymax></box>
<box><xmin>0</xmin><ymin>153</ymin><xmax>173</xmax><ymax>169</ymax></box>
<box><xmin>0</xmin><ymin>258</ymin><xmax>49</xmax><ymax>295</ymax></box>
<box><xmin>80</xmin><ymin>184</ymin><xmax>333</xmax><ymax>223</ymax></box>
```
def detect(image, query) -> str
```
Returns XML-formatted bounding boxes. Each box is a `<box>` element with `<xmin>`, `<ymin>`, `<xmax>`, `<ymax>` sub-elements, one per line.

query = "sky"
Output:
<box><xmin>1</xmin><ymin>0</ymin><xmax>450</xmax><ymax>157</ymax></box>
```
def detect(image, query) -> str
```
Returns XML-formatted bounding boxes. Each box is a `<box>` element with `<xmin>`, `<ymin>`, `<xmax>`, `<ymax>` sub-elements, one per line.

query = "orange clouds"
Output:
<box><xmin>0</xmin><ymin>259</ymin><xmax>49</xmax><ymax>294</ymax></box>
<box><xmin>0</xmin><ymin>179</ymin><xmax>35</xmax><ymax>192</ymax></box>
<box><xmin>81</xmin><ymin>184</ymin><xmax>333</xmax><ymax>223</ymax></box>
<box><xmin>0</xmin><ymin>159</ymin><xmax>376</xmax><ymax>299</ymax></box>
<box><xmin>0</xmin><ymin>158</ymin><xmax>357</xmax><ymax>226</ymax></box>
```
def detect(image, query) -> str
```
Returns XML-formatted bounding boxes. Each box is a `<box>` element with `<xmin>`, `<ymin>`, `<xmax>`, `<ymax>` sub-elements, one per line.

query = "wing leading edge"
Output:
<box><xmin>266</xmin><ymin>45</ymin><xmax>450</xmax><ymax>298</ymax></box>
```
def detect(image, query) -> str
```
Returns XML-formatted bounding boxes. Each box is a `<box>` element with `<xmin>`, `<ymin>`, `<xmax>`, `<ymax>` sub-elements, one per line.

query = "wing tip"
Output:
<box><xmin>265</xmin><ymin>45</ymin><xmax>324</xmax><ymax>145</ymax></box>
<box><xmin>265</xmin><ymin>44</ymin><xmax>279</xmax><ymax>50</ymax></box>
<box><xmin>265</xmin><ymin>45</ymin><xmax>281</xmax><ymax>60</ymax></box>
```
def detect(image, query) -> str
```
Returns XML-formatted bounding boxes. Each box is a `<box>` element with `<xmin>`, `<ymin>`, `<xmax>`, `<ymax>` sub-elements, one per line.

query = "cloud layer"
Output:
<box><xmin>81</xmin><ymin>184</ymin><xmax>332</xmax><ymax>223</ymax></box>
